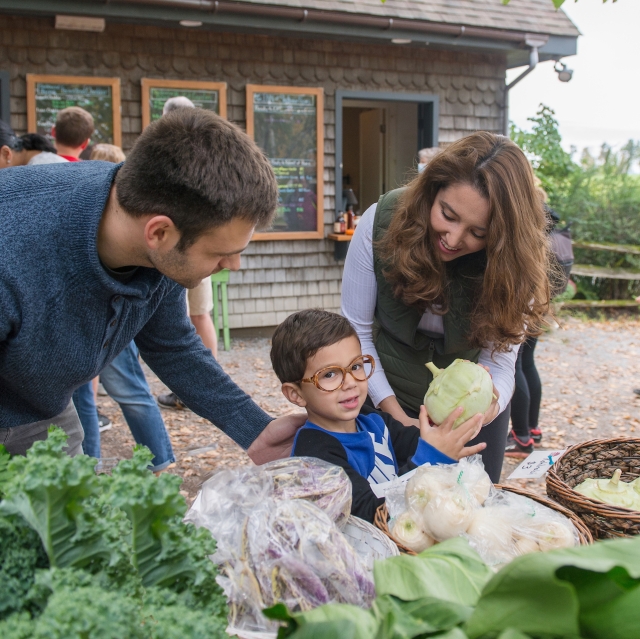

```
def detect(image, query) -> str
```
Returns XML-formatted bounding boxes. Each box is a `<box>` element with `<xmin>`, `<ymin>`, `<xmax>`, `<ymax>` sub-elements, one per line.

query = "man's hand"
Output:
<box><xmin>246</xmin><ymin>412</ymin><xmax>307</xmax><ymax>465</ymax></box>
<box><xmin>418</xmin><ymin>405</ymin><xmax>486</xmax><ymax>460</ymax></box>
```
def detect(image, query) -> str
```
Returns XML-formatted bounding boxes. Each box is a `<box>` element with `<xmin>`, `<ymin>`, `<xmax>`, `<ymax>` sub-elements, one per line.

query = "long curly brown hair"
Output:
<box><xmin>377</xmin><ymin>131</ymin><xmax>551</xmax><ymax>352</ymax></box>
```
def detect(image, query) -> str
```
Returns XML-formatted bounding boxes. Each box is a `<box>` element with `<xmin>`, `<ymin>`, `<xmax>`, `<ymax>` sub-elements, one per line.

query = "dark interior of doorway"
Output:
<box><xmin>341</xmin><ymin>100</ymin><xmax>435</xmax><ymax>215</ymax></box>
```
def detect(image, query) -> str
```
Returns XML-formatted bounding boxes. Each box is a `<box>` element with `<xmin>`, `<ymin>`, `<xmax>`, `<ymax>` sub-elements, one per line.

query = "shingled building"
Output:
<box><xmin>0</xmin><ymin>0</ymin><xmax>579</xmax><ymax>332</ymax></box>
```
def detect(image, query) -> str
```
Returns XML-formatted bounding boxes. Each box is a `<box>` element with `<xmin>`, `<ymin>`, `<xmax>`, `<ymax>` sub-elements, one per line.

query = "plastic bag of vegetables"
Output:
<box><xmin>219</xmin><ymin>498</ymin><xmax>375</xmax><ymax>633</ymax></box>
<box><xmin>464</xmin><ymin>490</ymin><xmax>579</xmax><ymax>569</ymax></box>
<box><xmin>261</xmin><ymin>457</ymin><xmax>352</xmax><ymax>529</ymax></box>
<box><xmin>185</xmin><ymin>457</ymin><xmax>352</xmax><ymax>548</ymax></box>
<box><xmin>387</xmin><ymin>456</ymin><xmax>578</xmax><ymax>563</ymax></box>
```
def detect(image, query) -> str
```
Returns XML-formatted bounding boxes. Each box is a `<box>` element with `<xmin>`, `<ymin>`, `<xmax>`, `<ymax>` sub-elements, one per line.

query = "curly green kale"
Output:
<box><xmin>0</xmin><ymin>428</ymin><xmax>121</xmax><ymax>572</ymax></box>
<box><xmin>0</xmin><ymin>514</ymin><xmax>49</xmax><ymax>619</ymax></box>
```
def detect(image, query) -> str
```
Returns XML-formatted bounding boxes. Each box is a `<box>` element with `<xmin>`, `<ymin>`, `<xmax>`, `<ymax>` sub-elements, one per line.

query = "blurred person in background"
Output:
<box><xmin>90</xmin><ymin>143</ymin><xmax>125</xmax><ymax>163</ymax></box>
<box><xmin>156</xmin><ymin>96</ymin><xmax>219</xmax><ymax>411</ymax></box>
<box><xmin>20</xmin><ymin>133</ymin><xmax>68</xmax><ymax>166</ymax></box>
<box><xmin>52</xmin><ymin>106</ymin><xmax>94</xmax><ymax>162</ymax></box>
<box><xmin>417</xmin><ymin>147</ymin><xmax>441</xmax><ymax>173</ymax></box>
<box><xmin>0</xmin><ymin>122</ymin><xmax>67</xmax><ymax>167</ymax></box>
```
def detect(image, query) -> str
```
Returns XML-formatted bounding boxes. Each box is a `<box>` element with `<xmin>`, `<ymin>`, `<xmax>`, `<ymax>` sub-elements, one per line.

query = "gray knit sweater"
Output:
<box><xmin>0</xmin><ymin>161</ymin><xmax>272</xmax><ymax>449</ymax></box>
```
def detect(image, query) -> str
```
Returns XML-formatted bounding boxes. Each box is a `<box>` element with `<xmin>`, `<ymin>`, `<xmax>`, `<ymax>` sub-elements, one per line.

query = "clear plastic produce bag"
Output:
<box><xmin>185</xmin><ymin>458</ymin><xmax>367</xmax><ymax>633</ymax></box>
<box><xmin>218</xmin><ymin>498</ymin><xmax>375</xmax><ymax>633</ymax></box>
<box><xmin>464</xmin><ymin>490</ymin><xmax>580</xmax><ymax>568</ymax></box>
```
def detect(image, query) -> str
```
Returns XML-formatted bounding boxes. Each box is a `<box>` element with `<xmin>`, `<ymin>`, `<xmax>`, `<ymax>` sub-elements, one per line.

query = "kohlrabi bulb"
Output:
<box><xmin>457</xmin><ymin>458</ymin><xmax>493</xmax><ymax>505</ymax></box>
<box><xmin>574</xmin><ymin>469</ymin><xmax>637</xmax><ymax>510</ymax></box>
<box><xmin>625</xmin><ymin>478</ymin><xmax>640</xmax><ymax>510</ymax></box>
<box><xmin>534</xmin><ymin>520</ymin><xmax>576</xmax><ymax>552</ymax></box>
<box><xmin>424</xmin><ymin>359</ymin><xmax>495</xmax><ymax>428</ymax></box>
<box><xmin>421</xmin><ymin>487</ymin><xmax>477</xmax><ymax>541</ymax></box>
<box><xmin>405</xmin><ymin>466</ymin><xmax>453</xmax><ymax>511</ymax></box>
<box><xmin>391</xmin><ymin>510</ymin><xmax>436</xmax><ymax>553</ymax></box>
<box><xmin>466</xmin><ymin>506</ymin><xmax>514</xmax><ymax>565</ymax></box>
<box><xmin>513</xmin><ymin>535</ymin><xmax>540</xmax><ymax>556</ymax></box>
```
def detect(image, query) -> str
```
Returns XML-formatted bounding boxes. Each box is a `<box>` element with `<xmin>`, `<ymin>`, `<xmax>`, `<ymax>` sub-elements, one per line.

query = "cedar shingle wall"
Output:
<box><xmin>1</xmin><ymin>15</ymin><xmax>506</xmax><ymax>329</ymax></box>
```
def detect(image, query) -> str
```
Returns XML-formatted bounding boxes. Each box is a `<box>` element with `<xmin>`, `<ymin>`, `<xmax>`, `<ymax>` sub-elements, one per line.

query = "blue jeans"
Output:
<box><xmin>73</xmin><ymin>342</ymin><xmax>175</xmax><ymax>471</ymax></box>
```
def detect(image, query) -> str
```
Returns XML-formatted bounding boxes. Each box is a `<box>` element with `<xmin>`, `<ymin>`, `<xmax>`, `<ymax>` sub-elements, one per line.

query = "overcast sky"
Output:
<box><xmin>506</xmin><ymin>0</ymin><xmax>640</xmax><ymax>157</ymax></box>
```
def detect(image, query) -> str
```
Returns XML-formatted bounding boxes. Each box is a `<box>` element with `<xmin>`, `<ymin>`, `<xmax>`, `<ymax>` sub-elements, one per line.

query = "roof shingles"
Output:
<box><xmin>234</xmin><ymin>0</ymin><xmax>579</xmax><ymax>38</ymax></box>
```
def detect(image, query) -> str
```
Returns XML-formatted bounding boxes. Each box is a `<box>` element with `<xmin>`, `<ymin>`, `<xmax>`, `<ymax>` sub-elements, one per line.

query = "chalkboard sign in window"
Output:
<box><xmin>26</xmin><ymin>75</ymin><xmax>121</xmax><ymax>146</ymax></box>
<box><xmin>247</xmin><ymin>85</ymin><xmax>324</xmax><ymax>240</ymax></box>
<box><xmin>141</xmin><ymin>79</ymin><xmax>227</xmax><ymax>129</ymax></box>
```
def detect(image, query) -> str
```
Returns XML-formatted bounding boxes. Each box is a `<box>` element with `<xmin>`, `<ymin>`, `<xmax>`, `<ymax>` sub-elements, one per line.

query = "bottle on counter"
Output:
<box><xmin>333</xmin><ymin>214</ymin><xmax>342</xmax><ymax>234</ymax></box>
<box><xmin>346</xmin><ymin>205</ymin><xmax>355</xmax><ymax>231</ymax></box>
<box><xmin>338</xmin><ymin>212</ymin><xmax>346</xmax><ymax>234</ymax></box>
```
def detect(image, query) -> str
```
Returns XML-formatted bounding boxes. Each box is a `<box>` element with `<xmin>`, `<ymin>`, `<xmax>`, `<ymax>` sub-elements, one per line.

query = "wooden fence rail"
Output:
<box><xmin>562</xmin><ymin>240</ymin><xmax>639</xmax><ymax>309</ymax></box>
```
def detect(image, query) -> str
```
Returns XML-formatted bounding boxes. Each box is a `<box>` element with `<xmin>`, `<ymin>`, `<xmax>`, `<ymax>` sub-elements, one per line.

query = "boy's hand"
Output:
<box><xmin>418</xmin><ymin>405</ymin><xmax>486</xmax><ymax>460</ymax></box>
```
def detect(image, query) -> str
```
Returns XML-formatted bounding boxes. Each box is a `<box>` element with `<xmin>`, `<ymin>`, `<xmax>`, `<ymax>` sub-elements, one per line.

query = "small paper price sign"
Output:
<box><xmin>507</xmin><ymin>450</ymin><xmax>566</xmax><ymax>480</ymax></box>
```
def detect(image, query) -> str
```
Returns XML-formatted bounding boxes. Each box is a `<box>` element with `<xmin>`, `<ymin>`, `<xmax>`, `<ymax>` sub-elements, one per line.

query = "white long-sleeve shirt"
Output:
<box><xmin>341</xmin><ymin>204</ymin><xmax>518</xmax><ymax>417</ymax></box>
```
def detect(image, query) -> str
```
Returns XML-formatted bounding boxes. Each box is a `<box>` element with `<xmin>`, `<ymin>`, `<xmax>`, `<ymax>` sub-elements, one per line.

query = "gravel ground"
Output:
<box><xmin>100</xmin><ymin>315</ymin><xmax>640</xmax><ymax>502</ymax></box>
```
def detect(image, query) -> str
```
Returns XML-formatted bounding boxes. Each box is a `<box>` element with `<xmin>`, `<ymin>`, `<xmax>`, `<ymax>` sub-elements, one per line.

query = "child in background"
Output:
<box><xmin>90</xmin><ymin>143</ymin><xmax>126</xmax><ymax>163</ymax></box>
<box><xmin>270</xmin><ymin>309</ymin><xmax>486</xmax><ymax>522</ymax></box>
<box><xmin>52</xmin><ymin>106</ymin><xmax>94</xmax><ymax>162</ymax></box>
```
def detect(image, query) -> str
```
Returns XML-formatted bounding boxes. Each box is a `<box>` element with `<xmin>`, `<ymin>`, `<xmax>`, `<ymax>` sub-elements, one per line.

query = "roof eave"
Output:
<box><xmin>0</xmin><ymin>0</ymin><xmax>578</xmax><ymax>63</ymax></box>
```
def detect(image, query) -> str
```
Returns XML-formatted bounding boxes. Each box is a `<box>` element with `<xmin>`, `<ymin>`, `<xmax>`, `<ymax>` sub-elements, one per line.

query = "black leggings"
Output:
<box><xmin>368</xmin><ymin>399</ymin><xmax>511</xmax><ymax>484</ymax></box>
<box><xmin>510</xmin><ymin>337</ymin><xmax>541</xmax><ymax>441</ymax></box>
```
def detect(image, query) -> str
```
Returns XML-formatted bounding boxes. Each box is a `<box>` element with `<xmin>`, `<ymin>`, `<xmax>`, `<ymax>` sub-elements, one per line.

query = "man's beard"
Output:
<box><xmin>147</xmin><ymin>247</ymin><xmax>203</xmax><ymax>289</ymax></box>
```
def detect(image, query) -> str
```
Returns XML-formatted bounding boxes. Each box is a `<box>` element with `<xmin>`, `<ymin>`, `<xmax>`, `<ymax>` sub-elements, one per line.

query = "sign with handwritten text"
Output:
<box><xmin>507</xmin><ymin>450</ymin><xmax>566</xmax><ymax>480</ymax></box>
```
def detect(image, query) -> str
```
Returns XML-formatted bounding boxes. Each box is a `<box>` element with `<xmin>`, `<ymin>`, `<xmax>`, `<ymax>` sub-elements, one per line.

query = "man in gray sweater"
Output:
<box><xmin>0</xmin><ymin>108</ymin><xmax>303</xmax><ymax>462</ymax></box>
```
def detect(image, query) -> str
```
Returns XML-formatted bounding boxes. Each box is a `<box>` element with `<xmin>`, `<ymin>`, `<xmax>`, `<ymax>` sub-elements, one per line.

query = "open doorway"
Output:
<box><xmin>336</xmin><ymin>91</ymin><xmax>438</xmax><ymax>216</ymax></box>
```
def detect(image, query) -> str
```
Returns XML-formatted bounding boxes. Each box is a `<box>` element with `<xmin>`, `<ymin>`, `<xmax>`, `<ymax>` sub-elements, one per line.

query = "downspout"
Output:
<box><xmin>502</xmin><ymin>35</ymin><xmax>548</xmax><ymax>136</ymax></box>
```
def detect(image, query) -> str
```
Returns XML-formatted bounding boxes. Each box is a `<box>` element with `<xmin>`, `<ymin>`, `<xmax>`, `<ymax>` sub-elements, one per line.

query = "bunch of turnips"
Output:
<box><xmin>391</xmin><ymin>458</ymin><xmax>578</xmax><ymax>567</ymax></box>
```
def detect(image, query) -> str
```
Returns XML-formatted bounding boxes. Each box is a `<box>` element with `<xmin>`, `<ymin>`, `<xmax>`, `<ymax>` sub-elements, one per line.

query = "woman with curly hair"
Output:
<box><xmin>341</xmin><ymin>131</ymin><xmax>552</xmax><ymax>481</ymax></box>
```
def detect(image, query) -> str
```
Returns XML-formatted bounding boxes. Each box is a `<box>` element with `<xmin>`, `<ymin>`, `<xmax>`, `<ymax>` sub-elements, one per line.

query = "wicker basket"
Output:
<box><xmin>546</xmin><ymin>437</ymin><xmax>640</xmax><ymax>539</ymax></box>
<box><xmin>374</xmin><ymin>483</ymin><xmax>593</xmax><ymax>554</ymax></box>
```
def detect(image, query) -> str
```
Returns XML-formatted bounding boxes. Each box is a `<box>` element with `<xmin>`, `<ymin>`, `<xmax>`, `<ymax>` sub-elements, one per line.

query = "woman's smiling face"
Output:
<box><xmin>429</xmin><ymin>183</ymin><xmax>490</xmax><ymax>261</ymax></box>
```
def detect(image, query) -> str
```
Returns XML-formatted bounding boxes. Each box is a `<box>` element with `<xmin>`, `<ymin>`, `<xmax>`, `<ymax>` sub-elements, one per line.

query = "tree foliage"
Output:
<box><xmin>511</xmin><ymin>104</ymin><xmax>640</xmax><ymax>300</ymax></box>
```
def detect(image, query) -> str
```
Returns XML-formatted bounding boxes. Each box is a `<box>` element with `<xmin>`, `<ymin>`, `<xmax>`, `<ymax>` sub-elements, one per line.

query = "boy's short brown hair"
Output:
<box><xmin>116</xmin><ymin>108</ymin><xmax>278</xmax><ymax>250</ymax></box>
<box><xmin>270</xmin><ymin>309</ymin><xmax>358</xmax><ymax>384</ymax></box>
<box><xmin>54</xmin><ymin>107</ymin><xmax>95</xmax><ymax>147</ymax></box>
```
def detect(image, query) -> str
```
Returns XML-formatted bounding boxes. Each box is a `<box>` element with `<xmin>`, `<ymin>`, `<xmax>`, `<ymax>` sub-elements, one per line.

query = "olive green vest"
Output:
<box><xmin>372</xmin><ymin>189</ymin><xmax>485</xmax><ymax>413</ymax></box>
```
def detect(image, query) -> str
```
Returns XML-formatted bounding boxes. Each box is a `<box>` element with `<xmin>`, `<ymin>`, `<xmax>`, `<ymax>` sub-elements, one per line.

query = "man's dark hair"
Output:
<box><xmin>270</xmin><ymin>309</ymin><xmax>359</xmax><ymax>384</ymax></box>
<box><xmin>20</xmin><ymin>133</ymin><xmax>57</xmax><ymax>154</ymax></box>
<box><xmin>54</xmin><ymin>106</ymin><xmax>94</xmax><ymax>147</ymax></box>
<box><xmin>116</xmin><ymin>108</ymin><xmax>278</xmax><ymax>249</ymax></box>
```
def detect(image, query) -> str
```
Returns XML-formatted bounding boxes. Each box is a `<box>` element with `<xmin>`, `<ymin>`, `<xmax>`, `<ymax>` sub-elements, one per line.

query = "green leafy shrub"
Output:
<box><xmin>512</xmin><ymin>105</ymin><xmax>640</xmax><ymax>300</ymax></box>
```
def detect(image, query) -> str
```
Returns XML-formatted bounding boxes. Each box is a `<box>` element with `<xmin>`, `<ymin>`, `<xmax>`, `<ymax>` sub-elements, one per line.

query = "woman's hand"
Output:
<box><xmin>478</xmin><ymin>364</ymin><xmax>500</xmax><ymax>425</ymax></box>
<box><xmin>418</xmin><ymin>405</ymin><xmax>486</xmax><ymax>460</ymax></box>
<box><xmin>378</xmin><ymin>395</ymin><xmax>420</xmax><ymax>428</ymax></box>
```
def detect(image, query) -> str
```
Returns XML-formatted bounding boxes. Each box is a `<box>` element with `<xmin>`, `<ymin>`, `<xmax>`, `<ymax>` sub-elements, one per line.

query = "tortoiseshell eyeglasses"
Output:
<box><xmin>300</xmin><ymin>355</ymin><xmax>375</xmax><ymax>392</ymax></box>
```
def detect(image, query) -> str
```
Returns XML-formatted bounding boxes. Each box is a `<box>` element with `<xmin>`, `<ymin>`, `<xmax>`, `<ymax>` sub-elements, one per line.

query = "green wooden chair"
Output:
<box><xmin>210</xmin><ymin>269</ymin><xmax>231</xmax><ymax>351</ymax></box>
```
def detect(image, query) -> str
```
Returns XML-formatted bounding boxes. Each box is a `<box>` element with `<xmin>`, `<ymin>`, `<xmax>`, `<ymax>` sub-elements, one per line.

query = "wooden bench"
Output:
<box><xmin>566</xmin><ymin>240</ymin><xmax>640</xmax><ymax>308</ymax></box>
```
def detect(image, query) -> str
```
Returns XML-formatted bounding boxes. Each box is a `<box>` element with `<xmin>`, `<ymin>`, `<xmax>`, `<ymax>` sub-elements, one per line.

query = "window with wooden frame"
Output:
<box><xmin>26</xmin><ymin>74</ymin><xmax>121</xmax><ymax>146</ymax></box>
<box><xmin>246</xmin><ymin>85</ymin><xmax>324</xmax><ymax>240</ymax></box>
<box><xmin>141</xmin><ymin>78</ymin><xmax>227</xmax><ymax>129</ymax></box>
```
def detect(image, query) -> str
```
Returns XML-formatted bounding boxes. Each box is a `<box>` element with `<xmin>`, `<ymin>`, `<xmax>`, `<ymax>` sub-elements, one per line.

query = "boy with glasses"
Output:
<box><xmin>270</xmin><ymin>309</ymin><xmax>486</xmax><ymax>522</ymax></box>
